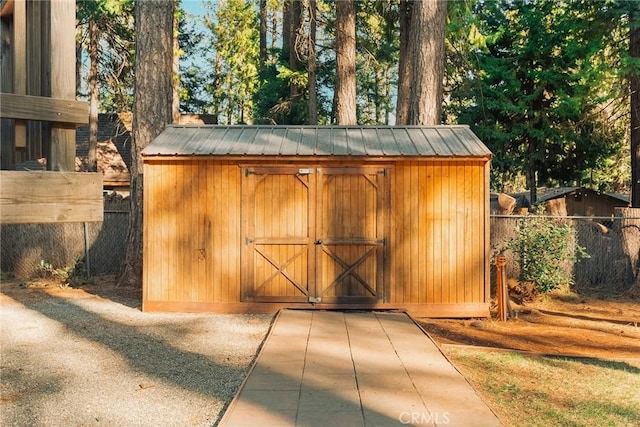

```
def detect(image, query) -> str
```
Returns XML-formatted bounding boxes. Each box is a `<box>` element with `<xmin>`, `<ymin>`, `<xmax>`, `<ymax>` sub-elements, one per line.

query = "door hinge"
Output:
<box><xmin>377</xmin><ymin>169</ymin><xmax>387</xmax><ymax>176</ymax></box>
<box><xmin>298</xmin><ymin>168</ymin><xmax>314</xmax><ymax>175</ymax></box>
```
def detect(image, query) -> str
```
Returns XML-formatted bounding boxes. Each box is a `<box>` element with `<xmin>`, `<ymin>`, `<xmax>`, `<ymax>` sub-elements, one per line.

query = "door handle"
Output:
<box><xmin>314</xmin><ymin>239</ymin><xmax>323</xmax><ymax>245</ymax></box>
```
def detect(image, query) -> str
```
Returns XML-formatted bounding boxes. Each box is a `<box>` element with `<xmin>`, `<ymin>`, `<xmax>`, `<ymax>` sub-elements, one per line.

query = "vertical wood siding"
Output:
<box><xmin>390</xmin><ymin>160</ymin><xmax>488</xmax><ymax>304</ymax></box>
<box><xmin>143</xmin><ymin>160</ymin><xmax>241</xmax><ymax>304</ymax></box>
<box><xmin>143</xmin><ymin>158</ymin><xmax>489</xmax><ymax>312</ymax></box>
<box><xmin>248</xmin><ymin>171</ymin><xmax>311</xmax><ymax>300</ymax></box>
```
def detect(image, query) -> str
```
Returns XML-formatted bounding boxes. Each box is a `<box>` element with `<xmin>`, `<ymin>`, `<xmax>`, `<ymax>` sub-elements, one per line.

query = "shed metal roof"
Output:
<box><xmin>142</xmin><ymin>125</ymin><xmax>492</xmax><ymax>158</ymax></box>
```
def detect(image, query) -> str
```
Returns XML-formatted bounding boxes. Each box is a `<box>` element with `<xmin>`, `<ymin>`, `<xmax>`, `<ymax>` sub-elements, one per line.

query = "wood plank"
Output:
<box><xmin>49</xmin><ymin>0</ymin><xmax>74</xmax><ymax>98</ymax></box>
<box><xmin>216</xmin><ymin>162</ymin><xmax>225</xmax><ymax>300</ymax></box>
<box><xmin>391</xmin><ymin>165</ymin><xmax>401</xmax><ymax>302</ymax></box>
<box><xmin>316</xmin><ymin>170</ymin><xmax>327</xmax><ymax>299</ymax></box>
<box><xmin>382</xmin><ymin>167</ymin><xmax>391</xmax><ymax>303</ymax></box>
<box><xmin>187</xmin><ymin>161</ymin><xmax>196</xmax><ymax>300</ymax></box>
<box><xmin>405</xmin><ymin>163</ymin><xmax>413</xmax><ymax>303</ymax></box>
<box><xmin>1</xmin><ymin>16</ymin><xmax>15</xmax><ymax>169</ymax></box>
<box><xmin>409</xmin><ymin>161</ymin><xmax>419</xmax><ymax>304</ymax></box>
<box><xmin>159</xmin><ymin>162</ymin><xmax>169</xmax><ymax>302</ymax></box>
<box><xmin>463</xmin><ymin>162</ymin><xmax>473</xmax><ymax>303</ymax></box>
<box><xmin>204</xmin><ymin>161</ymin><xmax>213</xmax><ymax>302</ymax></box>
<box><xmin>146</xmin><ymin>162</ymin><xmax>162</xmax><ymax>301</ymax></box>
<box><xmin>0</xmin><ymin>171</ymin><xmax>102</xmax><ymax>223</ymax></box>
<box><xmin>141</xmin><ymin>300</ymin><xmax>490</xmax><ymax>318</ymax></box>
<box><xmin>441</xmin><ymin>163</ymin><xmax>451</xmax><ymax>303</ymax></box>
<box><xmin>181</xmin><ymin>161</ymin><xmax>190</xmax><ymax>301</ymax></box>
<box><xmin>471</xmin><ymin>162</ymin><xmax>482</xmax><ymax>302</ymax></box>
<box><xmin>149</xmin><ymin>163</ymin><xmax>159</xmax><ymax>301</ymax></box>
<box><xmin>418</xmin><ymin>163</ymin><xmax>427</xmax><ymax>304</ymax></box>
<box><xmin>455</xmin><ymin>162</ymin><xmax>465</xmax><ymax>302</ymax></box>
<box><xmin>483</xmin><ymin>162</ymin><xmax>491</xmax><ymax>303</ymax></box>
<box><xmin>432</xmin><ymin>161</ymin><xmax>442</xmax><ymax>303</ymax></box>
<box><xmin>167</xmin><ymin>162</ymin><xmax>177</xmax><ymax>303</ymax></box>
<box><xmin>12</xmin><ymin>0</ymin><xmax>25</xmax><ymax>148</ymax></box>
<box><xmin>196</xmin><ymin>160</ymin><xmax>207</xmax><ymax>300</ymax></box>
<box><xmin>429</xmin><ymin>162</ymin><xmax>437</xmax><ymax>303</ymax></box>
<box><xmin>228</xmin><ymin>164</ymin><xmax>242</xmax><ymax>302</ymax></box>
<box><xmin>0</xmin><ymin>93</ymin><xmax>88</xmax><ymax>125</ymax></box>
<box><xmin>307</xmin><ymin>171</ymin><xmax>316</xmax><ymax>300</ymax></box>
<box><xmin>190</xmin><ymin>160</ymin><xmax>200</xmax><ymax>301</ymax></box>
<box><xmin>142</xmin><ymin>163</ymin><xmax>151</xmax><ymax>303</ymax></box>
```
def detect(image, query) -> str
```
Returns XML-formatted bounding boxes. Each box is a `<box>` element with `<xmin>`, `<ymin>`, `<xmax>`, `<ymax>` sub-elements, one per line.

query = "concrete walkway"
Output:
<box><xmin>220</xmin><ymin>310</ymin><xmax>501</xmax><ymax>427</ymax></box>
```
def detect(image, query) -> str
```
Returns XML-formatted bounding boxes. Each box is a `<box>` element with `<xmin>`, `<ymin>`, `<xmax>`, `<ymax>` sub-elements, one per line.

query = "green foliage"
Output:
<box><xmin>36</xmin><ymin>259</ymin><xmax>85</xmax><ymax>285</ymax></box>
<box><xmin>253</xmin><ymin>62</ymin><xmax>309</xmax><ymax>124</ymax></box>
<box><xmin>206</xmin><ymin>0</ymin><xmax>260</xmax><ymax>123</ymax></box>
<box><xmin>448</xmin><ymin>0</ymin><xmax>626</xmax><ymax>193</ymax></box>
<box><xmin>76</xmin><ymin>0</ymin><xmax>135</xmax><ymax>112</ymax></box>
<box><xmin>79</xmin><ymin>0</ymin><xmax>635</xmax><ymax>193</ymax></box>
<box><xmin>178</xmin><ymin>8</ymin><xmax>212</xmax><ymax>113</ymax></box>
<box><xmin>355</xmin><ymin>0</ymin><xmax>398</xmax><ymax>124</ymax></box>
<box><xmin>507</xmin><ymin>209</ymin><xmax>589</xmax><ymax>293</ymax></box>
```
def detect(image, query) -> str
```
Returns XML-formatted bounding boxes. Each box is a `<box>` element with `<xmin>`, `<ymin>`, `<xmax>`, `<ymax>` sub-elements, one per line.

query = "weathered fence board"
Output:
<box><xmin>0</xmin><ymin>171</ymin><xmax>103</xmax><ymax>223</ymax></box>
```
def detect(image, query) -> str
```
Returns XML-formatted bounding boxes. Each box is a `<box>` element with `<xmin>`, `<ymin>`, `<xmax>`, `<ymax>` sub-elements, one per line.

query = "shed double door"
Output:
<box><xmin>242</xmin><ymin>165</ymin><xmax>388</xmax><ymax>304</ymax></box>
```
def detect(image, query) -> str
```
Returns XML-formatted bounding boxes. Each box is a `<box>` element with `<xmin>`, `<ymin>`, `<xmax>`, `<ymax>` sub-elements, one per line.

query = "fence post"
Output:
<box><xmin>496</xmin><ymin>255</ymin><xmax>508</xmax><ymax>321</ymax></box>
<box><xmin>83</xmin><ymin>222</ymin><xmax>91</xmax><ymax>279</ymax></box>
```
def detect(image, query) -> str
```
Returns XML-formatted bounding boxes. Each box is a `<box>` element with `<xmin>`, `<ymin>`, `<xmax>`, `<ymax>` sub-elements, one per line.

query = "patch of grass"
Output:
<box><xmin>447</xmin><ymin>348</ymin><xmax>640</xmax><ymax>427</ymax></box>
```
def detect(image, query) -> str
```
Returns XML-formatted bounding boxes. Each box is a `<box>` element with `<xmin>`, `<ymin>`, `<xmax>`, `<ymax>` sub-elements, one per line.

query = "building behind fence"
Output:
<box><xmin>2</xmin><ymin>201</ymin><xmax>639</xmax><ymax>295</ymax></box>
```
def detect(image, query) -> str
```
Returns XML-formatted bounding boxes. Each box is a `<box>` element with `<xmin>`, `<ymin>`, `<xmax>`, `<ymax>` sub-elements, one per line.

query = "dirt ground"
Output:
<box><xmin>0</xmin><ymin>276</ymin><xmax>273</xmax><ymax>426</ymax></box>
<box><xmin>418</xmin><ymin>293</ymin><xmax>640</xmax><ymax>360</ymax></box>
<box><xmin>4</xmin><ymin>276</ymin><xmax>639</xmax><ymax>361</ymax></box>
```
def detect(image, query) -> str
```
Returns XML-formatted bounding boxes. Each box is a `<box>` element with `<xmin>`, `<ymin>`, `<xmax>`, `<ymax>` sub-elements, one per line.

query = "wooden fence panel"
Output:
<box><xmin>0</xmin><ymin>171</ymin><xmax>103</xmax><ymax>223</ymax></box>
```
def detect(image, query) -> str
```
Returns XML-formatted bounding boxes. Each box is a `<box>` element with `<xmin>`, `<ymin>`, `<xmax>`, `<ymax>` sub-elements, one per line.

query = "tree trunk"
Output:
<box><xmin>408</xmin><ymin>0</ymin><xmax>447</xmax><ymax>125</ymax></box>
<box><xmin>335</xmin><ymin>0</ymin><xmax>356</xmax><ymax>125</ymax></box>
<box><xmin>270</xmin><ymin>3</ymin><xmax>278</xmax><ymax>51</ymax></box>
<box><xmin>527</xmin><ymin>152</ymin><xmax>537</xmax><ymax>206</ymax></box>
<box><xmin>120</xmin><ymin>0</ymin><xmax>174</xmax><ymax>287</ymax></box>
<box><xmin>87</xmin><ymin>16</ymin><xmax>99</xmax><ymax>172</ymax></box>
<box><xmin>630</xmin><ymin>5</ymin><xmax>639</xmax><ymax>208</ymax></box>
<box><xmin>282</xmin><ymin>0</ymin><xmax>291</xmax><ymax>59</ymax></box>
<box><xmin>289</xmin><ymin>0</ymin><xmax>302</xmax><ymax>99</ymax></box>
<box><xmin>172</xmin><ymin>6</ymin><xmax>180</xmax><ymax>123</ymax></box>
<box><xmin>307</xmin><ymin>0</ymin><xmax>317</xmax><ymax>124</ymax></box>
<box><xmin>259</xmin><ymin>0</ymin><xmax>267</xmax><ymax>71</ymax></box>
<box><xmin>396</xmin><ymin>0</ymin><xmax>412</xmax><ymax>125</ymax></box>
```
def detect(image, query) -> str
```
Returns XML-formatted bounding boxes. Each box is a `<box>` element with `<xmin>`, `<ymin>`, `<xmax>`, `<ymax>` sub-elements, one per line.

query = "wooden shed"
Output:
<box><xmin>141</xmin><ymin>125</ymin><xmax>492</xmax><ymax>317</ymax></box>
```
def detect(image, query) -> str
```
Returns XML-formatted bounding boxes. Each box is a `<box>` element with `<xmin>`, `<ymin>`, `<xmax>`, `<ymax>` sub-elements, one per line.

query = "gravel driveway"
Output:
<box><xmin>0</xmin><ymin>281</ymin><xmax>273</xmax><ymax>427</ymax></box>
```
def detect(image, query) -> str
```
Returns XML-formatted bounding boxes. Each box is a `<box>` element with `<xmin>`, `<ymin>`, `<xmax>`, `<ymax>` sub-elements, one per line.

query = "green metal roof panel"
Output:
<box><xmin>142</xmin><ymin>125</ymin><xmax>492</xmax><ymax>158</ymax></box>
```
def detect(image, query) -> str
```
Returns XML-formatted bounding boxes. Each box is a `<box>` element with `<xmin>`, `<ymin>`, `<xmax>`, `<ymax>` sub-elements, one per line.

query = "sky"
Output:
<box><xmin>181</xmin><ymin>0</ymin><xmax>208</xmax><ymax>18</ymax></box>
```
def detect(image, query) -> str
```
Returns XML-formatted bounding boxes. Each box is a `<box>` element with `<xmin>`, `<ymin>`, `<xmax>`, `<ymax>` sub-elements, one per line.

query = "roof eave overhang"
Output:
<box><xmin>141</xmin><ymin>154</ymin><xmax>492</xmax><ymax>162</ymax></box>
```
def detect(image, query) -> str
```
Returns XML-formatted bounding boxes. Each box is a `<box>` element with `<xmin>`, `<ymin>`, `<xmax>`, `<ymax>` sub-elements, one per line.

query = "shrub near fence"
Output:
<box><xmin>1</xmin><ymin>197</ymin><xmax>129</xmax><ymax>279</ymax></box>
<box><xmin>491</xmin><ymin>214</ymin><xmax>640</xmax><ymax>294</ymax></box>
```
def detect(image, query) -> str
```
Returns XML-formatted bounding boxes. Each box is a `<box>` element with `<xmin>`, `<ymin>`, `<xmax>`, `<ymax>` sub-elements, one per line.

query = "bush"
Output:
<box><xmin>507</xmin><ymin>210</ymin><xmax>589</xmax><ymax>294</ymax></box>
<box><xmin>36</xmin><ymin>258</ymin><xmax>86</xmax><ymax>286</ymax></box>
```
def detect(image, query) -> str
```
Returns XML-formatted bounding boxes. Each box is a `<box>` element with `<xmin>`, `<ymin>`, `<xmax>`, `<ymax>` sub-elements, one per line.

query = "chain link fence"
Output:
<box><xmin>1</xmin><ymin>197</ymin><xmax>129</xmax><ymax>279</ymax></box>
<box><xmin>491</xmin><ymin>214</ymin><xmax>640</xmax><ymax>294</ymax></box>
<box><xmin>3</xmin><ymin>202</ymin><xmax>639</xmax><ymax>296</ymax></box>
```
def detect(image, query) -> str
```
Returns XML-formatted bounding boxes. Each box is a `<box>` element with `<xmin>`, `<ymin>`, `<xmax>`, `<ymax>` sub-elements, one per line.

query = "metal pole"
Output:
<box><xmin>496</xmin><ymin>256</ymin><xmax>507</xmax><ymax>321</ymax></box>
<box><xmin>83</xmin><ymin>222</ymin><xmax>91</xmax><ymax>279</ymax></box>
